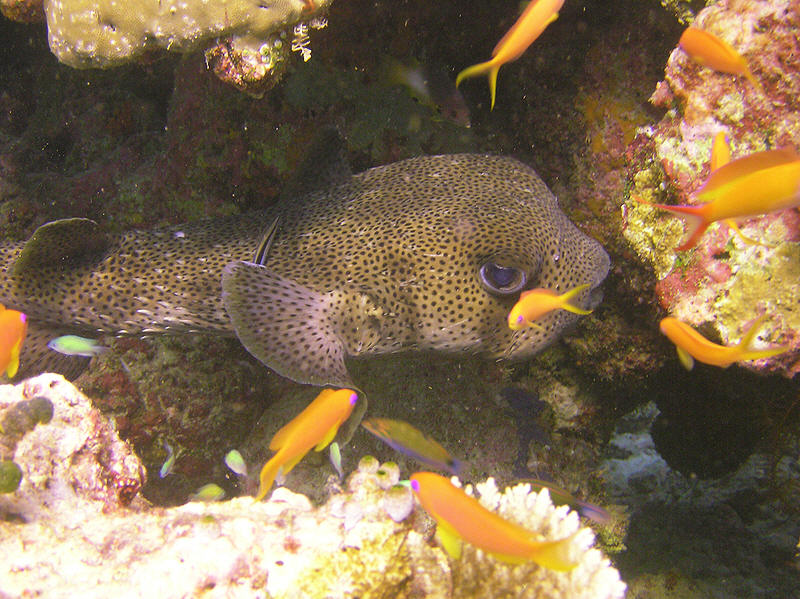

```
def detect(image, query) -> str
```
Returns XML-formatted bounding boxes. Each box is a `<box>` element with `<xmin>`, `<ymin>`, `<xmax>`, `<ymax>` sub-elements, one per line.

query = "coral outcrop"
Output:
<box><xmin>44</xmin><ymin>0</ymin><xmax>330</xmax><ymax>69</ymax></box>
<box><xmin>0</xmin><ymin>374</ymin><xmax>624</xmax><ymax>598</ymax></box>
<box><xmin>1</xmin><ymin>0</ymin><xmax>332</xmax><ymax>95</ymax></box>
<box><xmin>0</xmin><ymin>374</ymin><xmax>145</xmax><ymax>516</ymax></box>
<box><xmin>623</xmin><ymin>0</ymin><xmax>800</xmax><ymax>376</ymax></box>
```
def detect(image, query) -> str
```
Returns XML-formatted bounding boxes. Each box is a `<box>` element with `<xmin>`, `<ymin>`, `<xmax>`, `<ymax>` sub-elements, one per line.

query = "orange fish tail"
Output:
<box><xmin>254</xmin><ymin>450</ymin><xmax>285</xmax><ymax>502</ymax></box>
<box><xmin>529</xmin><ymin>533</ymin><xmax>579</xmax><ymax>571</ymax></box>
<box><xmin>740</xmin><ymin>345</ymin><xmax>790</xmax><ymax>362</ymax></box>
<box><xmin>560</xmin><ymin>283</ymin><xmax>592</xmax><ymax>315</ymax></box>
<box><xmin>736</xmin><ymin>316</ymin><xmax>789</xmax><ymax>362</ymax></box>
<box><xmin>456</xmin><ymin>60</ymin><xmax>501</xmax><ymax>110</ymax></box>
<box><xmin>649</xmin><ymin>202</ymin><xmax>711</xmax><ymax>250</ymax></box>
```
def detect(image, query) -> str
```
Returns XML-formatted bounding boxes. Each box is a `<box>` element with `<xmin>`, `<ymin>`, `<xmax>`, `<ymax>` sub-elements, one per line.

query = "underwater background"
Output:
<box><xmin>1</xmin><ymin>0</ymin><xmax>799</xmax><ymax>597</ymax></box>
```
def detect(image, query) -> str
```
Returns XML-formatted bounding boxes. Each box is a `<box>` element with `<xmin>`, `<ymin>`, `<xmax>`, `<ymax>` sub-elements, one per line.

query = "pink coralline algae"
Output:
<box><xmin>624</xmin><ymin>0</ymin><xmax>800</xmax><ymax>377</ymax></box>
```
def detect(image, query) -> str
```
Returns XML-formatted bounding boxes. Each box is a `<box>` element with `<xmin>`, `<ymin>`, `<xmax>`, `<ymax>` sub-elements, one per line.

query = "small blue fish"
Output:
<box><xmin>224</xmin><ymin>449</ymin><xmax>248</xmax><ymax>477</ymax></box>
<box><xmin>497</xmin><ymin>386</ymin><xmax>550</xmax><ymax>477</ymax></box>
<box><xmin>159</xmin><ymin>441</ymin><xmax>176</xmax><ymax>478</ymax></box>
<box><xmin>362</xmin><ymin>418</ymin><xmax>463</xmax><ymax>475</ymax></box>
<box><xmin>329</xmin><ymin>441</ymin><xmax>343</xmax><ymax>479</ymax></box>
<box><xmin>47</xmin><ymin>334</ymin><xmax>107</xmax><ymax>357</ymax></box>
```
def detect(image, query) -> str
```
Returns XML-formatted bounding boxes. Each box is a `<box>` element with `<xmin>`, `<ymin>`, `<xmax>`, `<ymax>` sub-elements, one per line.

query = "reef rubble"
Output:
<box><xmin>0</xmin><ymin>374</ymin><xmax>625</xmax><ymax>598</ymax></box>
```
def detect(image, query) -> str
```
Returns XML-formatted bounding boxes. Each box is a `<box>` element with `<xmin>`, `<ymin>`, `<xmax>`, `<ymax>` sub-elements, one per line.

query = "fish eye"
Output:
<box><xmin>478</xmin><ymin>262</ymin><xmax>528</xmax><ymax>295</ymax></box>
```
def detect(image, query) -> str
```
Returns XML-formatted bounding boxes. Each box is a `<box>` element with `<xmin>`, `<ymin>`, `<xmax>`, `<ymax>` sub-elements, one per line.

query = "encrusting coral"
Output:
<box><xmin>0</xmin><ymin>374</ymin><xmax>625</xmax><ymax>598</ymax></box>
<box><xmin>623</xmin><ymin>0</ymin><xmax>800</xmax><ymax>377</ymax></box>
<box><xmin>43</xmin><ymin>0</ymin><xmax>331</xmax><ymax>69</ymax></box>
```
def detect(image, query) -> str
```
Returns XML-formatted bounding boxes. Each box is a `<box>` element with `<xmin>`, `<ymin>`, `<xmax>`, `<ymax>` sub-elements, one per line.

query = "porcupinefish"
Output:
<box><xmin>0</xmin><ymin>134</ymin><xmax>609</xmax><ymax>386</ymax></box>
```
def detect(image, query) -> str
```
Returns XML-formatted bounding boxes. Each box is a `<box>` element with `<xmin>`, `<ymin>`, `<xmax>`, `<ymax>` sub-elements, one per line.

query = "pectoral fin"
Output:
<box><xmin>314</xmin><ymin>422</ymin><xmax>340</xmax><ymax>451</ymax></box>
<box><xmin>435</xmin><ymin>521</ymin><xmax>463</xmax><ymax>559</ymax></box>
<box><xmin>221</xmin><ymin>262</ymin><xmax>352</xmax><ymax>387</ymax></box>
<box><xmin>676</xmin><ymin>346</ymin><xmax>695</xmax><ymax>371</ymax></box>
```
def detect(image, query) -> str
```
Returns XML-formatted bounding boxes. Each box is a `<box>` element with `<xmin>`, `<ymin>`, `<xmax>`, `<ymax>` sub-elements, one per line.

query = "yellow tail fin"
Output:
<box><xmin>737</xmin><ymin>315</ymin><xmax>788</xmax><ymax>362</ymax></box>
<box><xmin>456</xmin><ymin>60</ymin><xmax>501</xmax><ymax>110</ymax></box>
<box><xmin>254</xmin><ymin>450</ymin><xmax>285</xmax><ymax>502</ymax></box>
<box><xmin>560</xmin><ymin>283</ymin><xmax>593</xmax><ymax>315</ymax></box>
<box><xmin>528</xmin><ymin>533</ymin><xmax>579</xmax><ymax>571</ymax></box>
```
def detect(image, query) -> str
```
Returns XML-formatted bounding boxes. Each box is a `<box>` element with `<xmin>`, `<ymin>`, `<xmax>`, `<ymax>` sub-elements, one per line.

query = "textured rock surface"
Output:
<box><xmin>0</xmin><ymin>373</ymin><xmax>145</xmax><ymax>520</ymax></box>
<box><xmin>0</xmin><ymin>375</ymin><xmax>624</xmax><ymax>598</ymax></box>
<box><xmin>604</xmin><ymin>400</ymin><xmax>800</xmax><ymax>598</ymax></box>
<box><xmin>623</xmin><ymin>0</ymin><xmax>800</xmax><ymax>376</ymax></box>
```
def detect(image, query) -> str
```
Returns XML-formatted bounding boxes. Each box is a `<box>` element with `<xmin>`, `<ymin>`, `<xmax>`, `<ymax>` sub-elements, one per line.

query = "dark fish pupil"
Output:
<box><xmin>488</xmin><ymin>264</ymin><xmax>516</xmax><ymax>286</ymax></box>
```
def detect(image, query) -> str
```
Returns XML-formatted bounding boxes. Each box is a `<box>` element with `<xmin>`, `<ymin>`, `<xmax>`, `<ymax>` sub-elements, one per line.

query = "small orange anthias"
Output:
<box><xmin>254</xmin><ymin>388</ymin><xmax>359</xmax><ymax>501</ymax></box>
<box><xmin>0</xmin><ymin>304</ymin><xmax>27</xmax><ymax>378</ymax></box>
<box><xmin>409</xmin><ymin>471</ymin><xmax>577</xmax><ymax>570</ymax></box>
<box><xmin>643</xmin><ymin>147</ymin><xmax>800</xmax><ymax>250</ymax></box>
<box><xmin>507</xmin><ymin>283</ymin><xmax>592</xmax><ymax>331</ymax></box>
<box><xmin>659</xmin><ymin>316</ymin><xmax>788</xmax><ymax>370</ymax></box>
<box><xmin>456</xmin><ymin>0</ymin><xmax>564</xmax><ymax>110</ymax></box>
<box><xmin>678</xmin><ymin>26</ymin><xmax>762</xmax><ymax>92</ymax></box>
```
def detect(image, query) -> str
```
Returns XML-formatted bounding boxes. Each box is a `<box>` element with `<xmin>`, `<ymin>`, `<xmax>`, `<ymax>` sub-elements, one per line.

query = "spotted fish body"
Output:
<box><xmin>0</xmin><ymin>152</ymin><xmax>609</xmax><ymax>386</ymax></box>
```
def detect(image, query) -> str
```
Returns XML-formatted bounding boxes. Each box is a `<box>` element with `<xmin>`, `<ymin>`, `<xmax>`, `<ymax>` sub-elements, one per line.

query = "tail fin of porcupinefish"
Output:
<box><xmin>221</xmin><ymin>261</ymin><xmax>353</xmax><ymax>388</ymax></box>
<box><xmin>11</xmin><ymin>218</ymin><xmax>111</xmax><ymax>277</ymax></box>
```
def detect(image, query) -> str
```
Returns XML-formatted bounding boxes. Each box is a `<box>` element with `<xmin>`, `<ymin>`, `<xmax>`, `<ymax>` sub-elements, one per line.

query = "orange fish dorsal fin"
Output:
<box><xmin>519</xmin><ymin>288</ymin><xmax>555</xmax><ymax>299</ymax></box>
<box><xmin>698</xmin><ymin>148</ymin><xmax>800</xmax><ymax>196</ymax></box>
<box><xmin>269</xmin><ymin>418</ymin><xmax>300</xmax><ymax>452</ymax></box>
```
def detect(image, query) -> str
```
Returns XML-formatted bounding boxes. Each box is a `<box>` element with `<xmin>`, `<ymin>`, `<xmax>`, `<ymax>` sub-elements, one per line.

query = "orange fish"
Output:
<box><xmin>709</xmin><ymin>132</ymin><xmax>772</xmax><ymax>247</ymax></box>
<box><xmin>644</xmin><ymin>147</ymin><xmax>800</xmax><ymax>250</ymax></box>
<box><xmin>659</xmin><ymin>316</ymin><xmax>788</xmax><ymax>370</ymax></box>
<box><xmin>254</xmin><ymin>388</ymin><xmax>359</xmax><ymax>501</ymax></box>
<box><xmin>678</xmin><ymin>27</ymin><xmax>762</xmax><ymax>92</ymax></box>
<box><xmin>507</xmin><ymin>283</ymin><xmax>592</xmax><ymax>331</ymax></box>
<box><xmin>409</xmin><ymin>471</ymin><xmax>577</xmax><ymax>570</ymax></box>
<box><xmin>456</xmin><ymin>0</ymin><xmax>564</xmax><ymax>110</ymax></box>
<box><xmin>0</xmin><ymin>304</ymin><xmax>27</xmax><ymax>378</ymax></box>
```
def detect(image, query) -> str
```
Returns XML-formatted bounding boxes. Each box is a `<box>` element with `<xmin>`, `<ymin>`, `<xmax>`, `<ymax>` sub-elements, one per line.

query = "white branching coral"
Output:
<box><xmin>448</xmin><ymin>477</ymin><xmax>627</xmax><ymax>599</ymax></box>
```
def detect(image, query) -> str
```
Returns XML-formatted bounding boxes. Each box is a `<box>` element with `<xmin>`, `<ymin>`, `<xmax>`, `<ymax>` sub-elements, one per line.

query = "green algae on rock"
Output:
<box><xmin>0</xmin><ymin>460</ymin><xmax>22</xmax><ymax>492</ymax></box>
<box><xmin>0</xmin><ymin>395</ymin><xmax>53</xmax><ymax>439</ymax></box>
